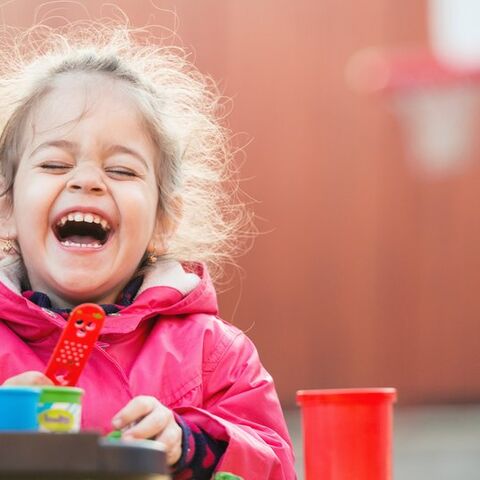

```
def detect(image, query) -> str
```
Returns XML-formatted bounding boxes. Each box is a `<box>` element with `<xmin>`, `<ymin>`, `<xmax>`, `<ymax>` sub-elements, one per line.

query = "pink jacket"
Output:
<box><xmin>0</xmin><ymin>259</ymin><xmax>296</xmax><ymax>479</ymax></box>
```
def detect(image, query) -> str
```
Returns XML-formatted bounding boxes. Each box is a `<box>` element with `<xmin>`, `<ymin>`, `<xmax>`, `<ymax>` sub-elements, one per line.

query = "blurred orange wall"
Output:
<box><xmin>6</xmin><ymin>1</ymin><xmax>480</xmax><ymax>407</ymax></box>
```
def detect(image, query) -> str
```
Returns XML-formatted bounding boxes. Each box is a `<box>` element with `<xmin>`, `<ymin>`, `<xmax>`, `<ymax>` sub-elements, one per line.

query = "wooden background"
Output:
<box><xmin>5</xmin><ymin>0</ymin><xmax>480</xmax><ymax>407</ymax></box>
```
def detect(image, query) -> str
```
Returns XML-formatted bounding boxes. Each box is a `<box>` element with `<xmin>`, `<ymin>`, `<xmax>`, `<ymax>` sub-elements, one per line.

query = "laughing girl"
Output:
<box><xmin>0</xmin><ymin>22</ymin><xmax>296</xmax><ymax>480</ymax></box>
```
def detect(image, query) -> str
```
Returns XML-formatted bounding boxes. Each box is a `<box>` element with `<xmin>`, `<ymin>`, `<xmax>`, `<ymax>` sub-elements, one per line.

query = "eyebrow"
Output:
<box><xmin>30</xmin><ymin>140</ymin><xmax>149</xmax><ymax>169</ymax></box>
<box><xmin>30</xmin><ymin>140</ymin><xmax>78</xmax><ymax>157</ymax></box>
<box><xmin>104</xmin><ymin>144</ymin><xmax>149</xmax><ymax>169</ymax></box>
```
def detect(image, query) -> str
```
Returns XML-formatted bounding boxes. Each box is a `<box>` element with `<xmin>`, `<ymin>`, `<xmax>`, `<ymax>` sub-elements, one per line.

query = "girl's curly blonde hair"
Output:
<box><xmin>0</xmin><ymin>21</ymin><xmax>250</xmax><ymax>281</ymax></box>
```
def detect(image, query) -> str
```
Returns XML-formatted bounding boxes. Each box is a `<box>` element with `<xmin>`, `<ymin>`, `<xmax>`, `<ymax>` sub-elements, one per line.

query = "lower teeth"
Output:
<box><xmin>61</xmin><ymin>240</ymin><xmax>102</xmax><ymax>248</ymax></box>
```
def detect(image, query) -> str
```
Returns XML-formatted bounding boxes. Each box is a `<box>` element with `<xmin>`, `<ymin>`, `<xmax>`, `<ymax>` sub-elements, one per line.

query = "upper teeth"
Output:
<box><xmin>57</xmin><ymin>212</ymin><xmax>110</xmax><ymax>230</ymax></box>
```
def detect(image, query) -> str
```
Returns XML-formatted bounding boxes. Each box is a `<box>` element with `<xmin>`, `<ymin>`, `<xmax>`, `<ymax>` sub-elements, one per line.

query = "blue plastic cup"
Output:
<box><xmin>0</xmin><ymin>386</ymin><xmax>41</xmax><ymax>431</ymax></box>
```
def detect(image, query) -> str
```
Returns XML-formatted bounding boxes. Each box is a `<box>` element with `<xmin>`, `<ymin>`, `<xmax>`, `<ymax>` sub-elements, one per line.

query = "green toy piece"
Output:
<box><xmin>106</xmin><ymin>430</ymin><xmax>122</xmax><ymax>439</ymax></box>
<box><xmin>214</xmin><ymin>473</ymin><xmax>243</xmax><ymax>480</ymax></box>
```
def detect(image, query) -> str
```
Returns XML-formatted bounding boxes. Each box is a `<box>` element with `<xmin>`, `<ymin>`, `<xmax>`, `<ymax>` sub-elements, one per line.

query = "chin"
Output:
<box><xmin>55</xmin><ymin>278</ymin><xmax>110</xmax><ymax>303</ymax></box>
<box><xmin>59</xmin><ymin>290</ymin><xmax>104</xmax><ymax>305</ymax></box>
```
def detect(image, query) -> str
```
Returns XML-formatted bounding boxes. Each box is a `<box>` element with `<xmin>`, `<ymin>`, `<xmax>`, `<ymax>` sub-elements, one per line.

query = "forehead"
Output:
<box><xmin>25</xmin><ymin>72</ymin><xmax>154</xmax><ymax>150</ymax></box>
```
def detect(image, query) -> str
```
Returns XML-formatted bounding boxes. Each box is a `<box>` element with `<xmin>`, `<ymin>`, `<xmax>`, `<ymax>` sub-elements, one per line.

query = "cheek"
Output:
<box><xmin>119</xmin><ymin>185</ymin><xmax>158</xmax><ymax>231</ymax></box>
<box><xmin>12</xmin><ymin>177</ymin><xmax>54</xmax><ymax>237</ymax></box>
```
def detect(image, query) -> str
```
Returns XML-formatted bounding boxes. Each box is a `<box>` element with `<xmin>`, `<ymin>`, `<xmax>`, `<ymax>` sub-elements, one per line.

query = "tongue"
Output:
<box><xmin>64</xmin><ymin>235</ymin><xmax>100</xmax><ymax>245</ymax></box>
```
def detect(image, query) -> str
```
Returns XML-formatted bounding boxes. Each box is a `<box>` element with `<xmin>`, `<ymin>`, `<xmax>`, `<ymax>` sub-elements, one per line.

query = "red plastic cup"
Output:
<box><xmin>296</xmin><ymin>388</ymin><xmax>397</xmax><ymax>480</ymax></box>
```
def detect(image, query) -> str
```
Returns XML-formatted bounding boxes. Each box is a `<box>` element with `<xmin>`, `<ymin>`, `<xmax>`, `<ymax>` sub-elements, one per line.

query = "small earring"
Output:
<box><xmin>1</xmin><ymin>237</ymin><xmax>17</xmax><ymax>256</ymax></box>
<box><xmin>147</xmin><ymin>251</ymin><xmax>158</xmax><ymax>264</ymax></box>
<box><xmin>147</xmin><ymin>242</ymin><xmax>158</xmax><ymax>264</ymax></box>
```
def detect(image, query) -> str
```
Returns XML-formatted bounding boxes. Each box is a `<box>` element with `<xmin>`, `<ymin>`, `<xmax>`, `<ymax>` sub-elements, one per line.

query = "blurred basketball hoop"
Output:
<box><xmin>346</xmin><ymin>49</ymin><xmax>480</xmax><ymax>177</ymax></box>
<box><xmin>429</xmin><ymin>0</ymin><xmax>480</xmax><ymax>69</ymax></box>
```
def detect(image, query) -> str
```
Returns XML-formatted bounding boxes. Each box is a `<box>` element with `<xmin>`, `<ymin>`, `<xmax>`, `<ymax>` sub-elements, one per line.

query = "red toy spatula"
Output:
<box><xmin>45</xmin><ymin>303</ymin><xmax>105</xmax><ymax>386</ymax></box>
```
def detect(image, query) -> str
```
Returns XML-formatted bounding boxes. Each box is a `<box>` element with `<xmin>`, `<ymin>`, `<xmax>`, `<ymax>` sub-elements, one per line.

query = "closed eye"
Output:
<box><xmin>39</xmin><ymin>162</ymin><xmax>72</xmax><ymax>172</ymax></box>
<box><xmin>105</xmin><ymin>168</ymin><xmax>139</xmax><ymax>178</ymax></box>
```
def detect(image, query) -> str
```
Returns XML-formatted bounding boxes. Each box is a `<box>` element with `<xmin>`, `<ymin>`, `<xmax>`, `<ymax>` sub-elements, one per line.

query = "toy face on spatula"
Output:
<box><xmin>45</xmin><ymin>304</ymin><xmax>105</xmax><ymax>386</ymax></box>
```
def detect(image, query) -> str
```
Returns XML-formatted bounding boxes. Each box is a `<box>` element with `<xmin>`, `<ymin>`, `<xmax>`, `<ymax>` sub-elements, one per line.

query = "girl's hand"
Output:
<box><xmin>3</xmin><ymin>371</ymin><xmax>54</xmax><ymax>386</ymax></box>
<box><xmin>112</xmin><ymin>396</ymin><xmax>182</xmax><ymax>466</ymax></box>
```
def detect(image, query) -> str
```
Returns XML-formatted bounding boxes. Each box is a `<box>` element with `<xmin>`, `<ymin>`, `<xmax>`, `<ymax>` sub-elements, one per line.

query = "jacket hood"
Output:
<box><xmin>0</xmin><ymin>257</ymin><xmax>219</xmax><ymax>339</ymax></box>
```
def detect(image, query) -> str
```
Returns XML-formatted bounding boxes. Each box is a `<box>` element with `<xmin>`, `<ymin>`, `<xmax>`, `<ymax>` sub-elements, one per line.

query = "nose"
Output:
<box><xmin>66</xmin><ymin>164</ymin><xmax>106</xmax><ymax>195</ymax></box>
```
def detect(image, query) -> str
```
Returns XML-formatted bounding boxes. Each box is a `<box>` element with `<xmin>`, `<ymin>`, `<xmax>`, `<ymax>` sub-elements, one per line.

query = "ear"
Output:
<box><xmin>0</xmin><ymin>178</ymin><xmax>16</xmax><ymax>240</ymax></box>
<box><xmin>148</xmin><ymin>195</ymin><xmax>183</xmax><ymax>256</ymax></box>
<box><xmin>0</xmin><ymin>179</ymin><xmax>18</xmax><ymax>258</ymax></box>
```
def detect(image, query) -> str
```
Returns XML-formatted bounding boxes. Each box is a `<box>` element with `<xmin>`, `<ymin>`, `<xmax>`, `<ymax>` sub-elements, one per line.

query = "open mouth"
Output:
<box><xmin>54</xmin><ymin>212</ymin><xmax>112</xmax><ymax>249</ymax></box>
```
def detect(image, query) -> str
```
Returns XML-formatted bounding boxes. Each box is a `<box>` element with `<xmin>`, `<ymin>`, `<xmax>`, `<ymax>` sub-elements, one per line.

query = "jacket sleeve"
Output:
<box><xmin>172</xmin><ymin>325</ymin><xmax>297</xmax><ymax>480</ymax></box>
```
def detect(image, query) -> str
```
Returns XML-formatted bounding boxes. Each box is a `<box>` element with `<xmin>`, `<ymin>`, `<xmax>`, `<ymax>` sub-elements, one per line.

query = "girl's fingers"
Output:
<box><xmin>123</xmin><ymin>404</ymin><xmax>171</xmax><ymax>439</ymax></box>
<box><xmin>3</xmin><ymin>371</ymin><xmax>54</xmax><ymax>386</ymax></box>
<box><xmin>112</xmin><ymin>396</ymin><xmax>182</xmax><ymax>466</ymax></box>
<box><xmin>156</xmin><ymin>422</ymin><xmax>183</xmax><ymax>466</ymax></box>
<box><xmin>112</xmin><ymin>395</ymin><xmax>160</xmax><ymax>430</ymax></box>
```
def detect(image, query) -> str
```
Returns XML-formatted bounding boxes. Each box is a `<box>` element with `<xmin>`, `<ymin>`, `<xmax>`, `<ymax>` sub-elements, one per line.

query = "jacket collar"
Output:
<box><xmin>0</xmin><ymin>257</ymin><xmax>216</xmax><ymax>338</ymax></box>
<box><xmin>0</xmin><ymin>257</ymin><xmax>201</xmax><ymax>298</ymax></box>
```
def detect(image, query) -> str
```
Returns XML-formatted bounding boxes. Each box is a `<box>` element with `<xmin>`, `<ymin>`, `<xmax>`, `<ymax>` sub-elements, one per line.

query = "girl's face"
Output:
<box><xmin>10</xmin><ymin>73</ymin><xmax>160</xmax><ymax>307</ymax></box>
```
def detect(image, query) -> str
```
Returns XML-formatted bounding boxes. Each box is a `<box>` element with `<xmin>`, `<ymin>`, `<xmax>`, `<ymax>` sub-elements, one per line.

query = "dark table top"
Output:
<box><xmin>0</xmin><ymin>432</ymin><xmax>170</xmax><ymax>479</ymax></box>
